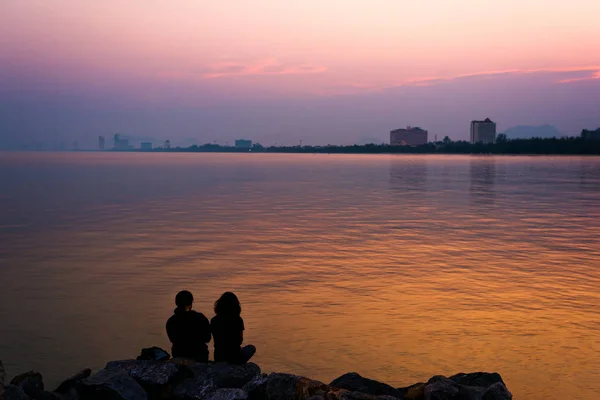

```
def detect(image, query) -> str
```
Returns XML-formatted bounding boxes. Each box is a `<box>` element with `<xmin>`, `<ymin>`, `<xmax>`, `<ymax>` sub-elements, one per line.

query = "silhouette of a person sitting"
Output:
<box><xmin>211</xmin><ymin>292</ymin><xmax>256</xmax><ymax>364</ymax></box>
<box><xmin>166</xmin><ymin>290</ymin><xmax>211</xmax><ymax>362</ymax></box>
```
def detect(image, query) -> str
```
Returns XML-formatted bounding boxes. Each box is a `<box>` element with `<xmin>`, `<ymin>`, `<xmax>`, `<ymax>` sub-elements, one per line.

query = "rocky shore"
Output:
<box><xmin>0</xmin><ymin>352</ymin><xmax>512</xmax><ymax>400</ymax></box>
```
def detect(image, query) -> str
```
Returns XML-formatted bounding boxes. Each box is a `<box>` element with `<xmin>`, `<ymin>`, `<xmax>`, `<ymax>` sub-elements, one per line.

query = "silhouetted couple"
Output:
<box><xmin>166</xmin><ymin>291</ymin><xmax>256</xmax><ymax>364</ymax></box>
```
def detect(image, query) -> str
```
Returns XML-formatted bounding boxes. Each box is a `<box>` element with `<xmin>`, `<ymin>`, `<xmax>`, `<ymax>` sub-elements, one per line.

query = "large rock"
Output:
<box><xmin>106</xmin><ymin>360</ymin><xmax>191</xmax><ymax>387</ymax></box>
<box><xmin>206</xmin><ymin>389</ymin><xmax>248</xmax><ymax>400</ymax></box>
<box><xmin>10</xmin><ymin>373</ymin><xmax>43</xmax><ymax>397</ymax></box>
<box><xmin>242</xmin><ymin>375</ymin><xmax>268</xmax><ymax>400</ymax></box>
<box><xmin>168</xmin><ymin>359</ymin><xmax>199</xmax><ymax>368</ymax></box>
<box><xmin>424</xmin><ymin>373</ymin><xmax>511</xmax><ymax>400</ymax></box>
<box><xmin>9</xmin><ymin>372</ymin><xmax>58</xmax><ymax>400</ymax></box>
<box><xmin>397</xmin><ymin>383</ymin><xmax>425</xmax><ymax>400</ymax></box>
<box><xmin>4</xmin><ymin>385</ymin><xmax>32</xmax><ymax>400</ymax></box>
<box><xmin>188</xmin><ymin>363</ymin><xmax>261</xmax><ymax>390</ymax></box>
<box><xmin>265</xmin><ymin>373</ymin><xmax>328</xmax><ymax>400</ymax></box>
<box><xmin>330</xmin><ymin>373</ymin><xmax>401</xmax><ymax>398</ymax></box>
<box><xmin>325</xmin><ymin>389</ymin><xmax>400</xmax><ymax>400</ymax></box>
<box><xmin>1</xmin><ymin>360</ymin><xmax>5</xmax><ymax>400</ymax></box>
<box><xmin>106</xmin><ymin>360</ymin><xmax>192</xmax><ymax>399</ymax></box>
<box><xmin>173</xmin><ymin>363</ymin><xmax>260</xmax><ymax>400</ymax></box>
<box><xmin>79</xmin><ymin>369</ymin><xmax>148</xmax><ymax>400</ymax></box>
<box><xmin>241</xmin><ymin>373</ymin><xmax>327</xmax><ymax>400</ymax></box>
<box><xmin>424</xmin><ymin>376</ymin><xmax>484</xmax><ymax>400</ymax></box>
<box><xmin>172</xmin><ymin>378</ymin><xmax>215</xmax><ymax>400</ymax></box>
<box><xmin>448</xmin><ymin>373</ymin><xmax>503</xmax><ymax>389</ymax></box>
<box><xmin>54</xmin><ymin>369</ymin><xmax>92</xmax><ymax>395</ymax></box>
<box><xmin>482</xmin><ymin>383</ymin><xmax>512</xmax><ymax>400</ymax></box>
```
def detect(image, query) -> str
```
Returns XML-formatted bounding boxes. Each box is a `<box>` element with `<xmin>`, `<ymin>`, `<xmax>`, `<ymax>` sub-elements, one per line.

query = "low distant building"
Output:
<box><xmin>113</xmin><ymin>134</ymin><xmax>131</xmax><ymax>150</ymax></box>
<box><xmin>581</xmin><ymin>128</ymin><xmax>600</xmax><ymax>140</ymax></box>
<box><xmin>140</xmin><ymin>142</ymin><xmax>152</xmax><ymax>150</ymax></box>
<box><xmin>390</xmin><ymin>127</ymin><xmax>428</xmax><ymax>146</ymax></box>
<box><xmin>470</xmin><ymin>118</ymin><xmax>496</xmax><ymax>144</ymax></box>
<box><xmin>235</xmin><ymin>139</ymin><xmax>253</xmax><ymax>149</ymax></box>
<box><xmin>98</xmin><ymin>136</ymin><xmax>105</xmax><ymax>150</ymax></box>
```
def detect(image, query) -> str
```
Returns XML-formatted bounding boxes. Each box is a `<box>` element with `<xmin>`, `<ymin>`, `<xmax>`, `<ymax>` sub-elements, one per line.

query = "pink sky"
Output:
<box><xmin>1</xmin><ymin>0</ymin><xmax>600</xmax><ymax>145</ymax></box>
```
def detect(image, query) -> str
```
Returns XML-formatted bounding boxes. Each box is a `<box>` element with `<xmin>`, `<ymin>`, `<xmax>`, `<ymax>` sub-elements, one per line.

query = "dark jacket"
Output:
<box><xmin>166</xmin><ymin>308</ymin><xmax>211</xmax><ymax>362</ymax></box>
<box><xmin>211</xmin><ymin>314</ymin><xmax>245</xmax><ymax>364</ymax></box>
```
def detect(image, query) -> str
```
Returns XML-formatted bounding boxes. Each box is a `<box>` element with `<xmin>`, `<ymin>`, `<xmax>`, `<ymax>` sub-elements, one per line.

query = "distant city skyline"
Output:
<box><xmin>1</xmin><ymin>0</ymin><xmax>600</xmax><ymax>148</ymax></box>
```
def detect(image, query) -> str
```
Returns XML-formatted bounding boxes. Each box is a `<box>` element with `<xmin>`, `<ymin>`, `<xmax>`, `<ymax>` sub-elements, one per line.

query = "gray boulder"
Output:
<box><xmin>9</xmin><ymin>372</ymin><xmax>58</xmax><ymax>400</ymax></box>
<box><xmin>330</xmin><ymin>373</ymin><xmax>401</xmax><ymax>398</ymax></box>
<box><xmin>423</xmin><ymin>373</ymin><xmax>510</xmax><ymax>400</ymax></box>
<box><xmin>1</xmin><ymin>360</ymin><xmax>5</xmax><ymax>400</ymax></box>
<box><xmin>448</xmin><ymin>373</ymin><xmax>503</xmax><ymax>389</ymax></box>
<box><xmin>10</xmin><ymin>373</ymin><xmax>43</xmax><ymax>397</ymax></box>
<box><xmin>265</xmin><ymin>373</ymin><xmax>328</xmax><ymax>400</ymax></box>
<box><xmin>4</xmin><ymin>385</ymin><xmax>32</xmax><ymax>400</ymax></box>
<box><xmin>397</xmin><ymin>383</ymin><xmax>425</xmax><ymax>400</ymax></box>
<box><xmin>173</xmin><ymin>363</ymin><xmax>261</xmax><ymax>400</ymax></box>
<box><xmin>325</xmin><ymin>389</ymin><xmax>400</xmax><ymax>400</ymax></box>
<box><xmin>242</xmin><ymin>375</ymin><xmax>268</xmax><ymax>400</ymax></box>
<box><xmin>54</xmin><ymin>369</ymin><xmax>92</xmax><ymax>395</ymax></box>
<box><xmin>79</xmin><ymin>369</ymin><xmax>148</xmax><ymax>400</ymax></box>
<box><xmin>206</xmin><ymin>389</ymin><xmax>248</xmax><ymax>400</ymax></box>
<box><xmin>106</xmin><ymin>360</ymin><xmax>191</xmax><ymax>387</ymax></box>
<box><xmin>190</xmin><ymin>363</ymin><xmax>261</xmax><ymax>390</ymax></box>
<box><xmin>424</xmin><ymin>376</ymin><xmax>483</xmax><ymax>400</ymax></box>
<box><xmin>482</xmin><ymin>383</ymin><xmax>512</xmax><ymax>400</ymax></box>
<box><xmin>106</xmin><ymin>360</ymin><xmax>192</xmax><ymax>399</ymax></box>
<box><xmin>172</xmin><ymin>378</ymin><xmax>215</xmax><ymax>400</ymax></box>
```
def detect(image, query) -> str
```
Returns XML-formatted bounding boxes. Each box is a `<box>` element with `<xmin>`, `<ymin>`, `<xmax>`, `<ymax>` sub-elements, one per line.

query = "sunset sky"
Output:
<box><xmin>2</xmin><ymin>0</ymin><xmax>600</xmax><ymax>147</ymax></box>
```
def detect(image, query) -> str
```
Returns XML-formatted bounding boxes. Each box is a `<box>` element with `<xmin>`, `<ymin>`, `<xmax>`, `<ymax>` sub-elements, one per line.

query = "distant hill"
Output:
<box><xmin>503</xmin><ymin>125</ymin><xmax>564</xmax><ymax>139</ymax></box>
<box><xmin>357</xmin><ymin>136</ymin><xmax>386</xmax><ymax>145</ymax></box>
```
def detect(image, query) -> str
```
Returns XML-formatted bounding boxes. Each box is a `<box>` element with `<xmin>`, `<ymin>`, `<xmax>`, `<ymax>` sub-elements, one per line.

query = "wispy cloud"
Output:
<box><xmin>202</xmin><ymin>58</ymin><xmax>327</xmax><ymax>79</ymax></box>
<box><xmin>557</xmin><ymin>69</ymin><xmax>600</xmax><ymax>84</ymax></box>
<box><xmin>319</xmin><ymin>65</ymin><xmax>600</xmax><ymax>97</ymax></box>
<box><xmin>397</xmin><ymin>66</ymin><xmax>600</xmax><ymax>87</ymax></box>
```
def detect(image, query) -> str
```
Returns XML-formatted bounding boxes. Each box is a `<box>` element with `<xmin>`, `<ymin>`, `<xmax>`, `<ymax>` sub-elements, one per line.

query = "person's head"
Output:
<box><xmin>175</xmin><ymin>290</ymin><xmax>194</xmax><ymax>311</ymax></box>
<box><xmin>214</xmin><ymin>292</ymin><xmax>241</xmax><ymax>316</ymax></box>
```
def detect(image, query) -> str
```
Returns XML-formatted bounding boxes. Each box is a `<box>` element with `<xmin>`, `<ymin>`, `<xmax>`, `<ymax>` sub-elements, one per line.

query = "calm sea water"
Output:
<box><xmin>0</xmin><ymin>152</ymin><xmax>599</xmax><ymax>399</ymax></box>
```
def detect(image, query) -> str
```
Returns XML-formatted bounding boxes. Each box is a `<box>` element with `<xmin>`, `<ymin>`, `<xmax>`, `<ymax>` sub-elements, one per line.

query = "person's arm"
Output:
<box><xmin>238</xmin><ymin>316</ymin><xmax>245</xmax><ymax>346</ymax></box>
<box><xmin>200</xmin><ymin>314</ymin><xmax>212</xmax><ymax>343</ymax></box>
<box><xmin>166</xmin><ymin>318</ymin><xmax>174</xmax><ymax>343</ymax></box>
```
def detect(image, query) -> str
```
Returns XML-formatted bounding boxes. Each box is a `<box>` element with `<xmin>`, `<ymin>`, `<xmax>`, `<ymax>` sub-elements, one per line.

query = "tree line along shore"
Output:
<box><xmin>117</xmin><ymin>137</ymin><xmax>600</xmax><ymax>155</ymax></box>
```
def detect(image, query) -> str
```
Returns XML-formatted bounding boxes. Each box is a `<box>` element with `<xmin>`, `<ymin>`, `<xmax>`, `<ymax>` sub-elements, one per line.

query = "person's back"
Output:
<box><xmin>166</xmin><ymin>290</ymin><xmax>211</xmax><ymax>362</ymax></box>
<box><xmin>211</xmin><ymin>292</ymin><xmax>255</xmax><ymax>364</ymax></box>
<box><xmin>211</xmin><ymin>313</ymin><xmax>245</xmax><ymax>363</ymax></box>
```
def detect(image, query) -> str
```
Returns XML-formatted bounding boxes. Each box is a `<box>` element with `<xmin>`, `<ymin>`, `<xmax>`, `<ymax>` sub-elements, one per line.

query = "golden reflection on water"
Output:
<box><xmin>0</xmin><ymin>153</ymin><xmax>599</xmax><ymax>399</ymax></box>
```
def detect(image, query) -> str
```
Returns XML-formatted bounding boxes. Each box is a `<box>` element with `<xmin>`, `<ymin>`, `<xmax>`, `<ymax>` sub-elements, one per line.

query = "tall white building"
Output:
<box><xmin>390</xmin><ymin>126</ymin><xmax>428</xmax><ymax>146</ymax></box>
<box><xmin>470</xmin><ymin>118</ymin><xmax>496</xmax><ymax>144</ymax></box>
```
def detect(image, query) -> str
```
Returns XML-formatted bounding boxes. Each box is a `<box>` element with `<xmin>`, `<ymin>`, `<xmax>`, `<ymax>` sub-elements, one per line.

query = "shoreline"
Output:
<box><xmin>3</xmin><ymin>149</ymin><xmax>600</xmax><ymax>157</ymax></box>
<box><xmin>5</xmin><ymin>137</ymin><xmax>600</xmax><ymax>156</ymax></box>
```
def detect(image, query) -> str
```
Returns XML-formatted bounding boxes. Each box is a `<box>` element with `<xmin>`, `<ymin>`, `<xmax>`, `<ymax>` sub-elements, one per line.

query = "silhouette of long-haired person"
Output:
<box><xmin>166</xmin><ymin>290</ymin><xmax>211</xmax><ymax>362</ymax></box>
<box><xmin>211</xmin><ymin>292</ymin><xmax>256</xmax><ymax>364</ymax></box>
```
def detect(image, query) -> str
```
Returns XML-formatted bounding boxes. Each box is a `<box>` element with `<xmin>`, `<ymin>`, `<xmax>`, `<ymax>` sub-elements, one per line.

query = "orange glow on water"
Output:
<box><xmin>0</xmin><ymin>153</ymin><xmax>599</xmax><ymax>399</ymax></box>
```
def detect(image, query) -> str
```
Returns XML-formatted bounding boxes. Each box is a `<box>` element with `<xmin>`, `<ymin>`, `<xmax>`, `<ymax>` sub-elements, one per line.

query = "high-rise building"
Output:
<box><xmin>163</xmin><ymin>140</ymin><xmax>171</xmax><ymax>149</ymax></box>
<box><xmin>235</xmin><ymin>139</ymin><xmax>253</xmax><ymax>149</ymax></box>
<box><xmin>390</xmin><ymin>127</ymin><xmax>428</xmax><ymax>146</ymax></box>
<box><xmin>113</xmin><ymin>134</ymin><xmax>130</xmax><ymax>150</ymax></box>
<box><xmin>98</xmin><ymin>136</ymin><xmax>105</xmax><ymax>150</ymax></box>
<box><xmin>581</xmin><ymin>128</ymin><xmax>600</xmax><ymax>140</ymax></box>
<box><xmin>470</xmin><ymin>118</ymin><xmax>496</xmax><ymax>144</ymax></box>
